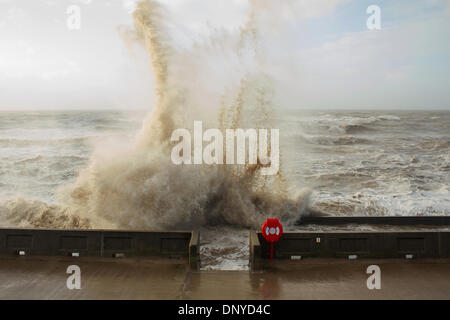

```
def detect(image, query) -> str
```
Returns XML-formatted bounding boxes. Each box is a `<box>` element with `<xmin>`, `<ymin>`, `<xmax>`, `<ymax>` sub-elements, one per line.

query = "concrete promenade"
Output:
<box><xmin>1</xmin><ymin>256</ymin><xmax>449</xmax><ymax>299</ymax></box>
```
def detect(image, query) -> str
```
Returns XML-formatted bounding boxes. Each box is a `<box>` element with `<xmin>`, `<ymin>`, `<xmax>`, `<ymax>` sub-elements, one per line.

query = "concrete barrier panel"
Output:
<box><xmin>251</xmin><ymin>231</ymin><xmax>450</xmax><ymax>267</ymax></box>
<box><xmin>439</xmin><ymin>232</ymin><xmax>450</xmax><ymax>258</ymax></box>
<box><xmin>0</xmin><ymin>228</ymin><xmax>196</xmax><ymax>260</ymax></box>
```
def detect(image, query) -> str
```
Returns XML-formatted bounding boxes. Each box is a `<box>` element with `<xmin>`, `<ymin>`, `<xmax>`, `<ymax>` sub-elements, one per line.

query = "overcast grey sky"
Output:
<box><xmin>0</xmin><ymin>0</ymin><xmax>449</xmax><ymax>110</ymax></box>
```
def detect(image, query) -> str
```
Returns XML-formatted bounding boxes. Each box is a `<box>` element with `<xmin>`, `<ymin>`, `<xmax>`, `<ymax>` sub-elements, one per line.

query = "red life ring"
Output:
<box><xmin>261</xmin><ymin>218</ymin><xmax>283</xmax><ymax>243</ymax></box>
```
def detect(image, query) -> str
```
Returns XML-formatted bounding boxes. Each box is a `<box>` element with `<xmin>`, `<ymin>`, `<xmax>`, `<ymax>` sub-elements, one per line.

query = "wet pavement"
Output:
<box><xmin>0</xmin><ymin>256</ymin><xmax>188</xmax><ymax>299</ymax></box>
<box><xmin>0</xmin><ymin>256</ymin><xmax>449</xmax><ymax>299</ymax></box>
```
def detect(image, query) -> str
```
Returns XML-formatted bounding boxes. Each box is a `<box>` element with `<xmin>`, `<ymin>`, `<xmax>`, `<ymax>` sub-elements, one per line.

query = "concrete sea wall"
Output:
<box><xmin>251</xmin><ymin>230</ymin><xmax>450</xmax><ymax>269</ymax></box>
<box><xmin>0</xmin><ymin>228</ymin><xmax>200</xmax><ymax>269</ymax></box>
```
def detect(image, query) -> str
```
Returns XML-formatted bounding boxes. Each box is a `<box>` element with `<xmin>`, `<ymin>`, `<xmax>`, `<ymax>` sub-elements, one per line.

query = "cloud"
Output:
<box><xmin>1</xmin><ymin>0</ymin><xmax>449</xmax><ymax>110</ymax></box>
<box><xmin>426</xmin><ymin>0</ymin><xmax>450</xmax><ymax>14</ymax></box>
<box><xmin>122</xmin><ymin>0</ymin><xmax>137</xmax><ymax>13</ymax></box>
<box><xmin>41</xmin><ymin>60</ymin><xmax>81</xmax><ymax>80</ymax></box>
<box><xmin>6</xmin><ymin>6</ymin><xmax>26</xmax><ymax>20</ymax></box>
<box><xmin>253</xmin><ymin>0</ymin><xmax>350</xmax><ymax>22</ymax></box>
<box><xmin>278</xmin><ymin>12</ymin><xmax>450</xmax><ymax>109</ymax></box>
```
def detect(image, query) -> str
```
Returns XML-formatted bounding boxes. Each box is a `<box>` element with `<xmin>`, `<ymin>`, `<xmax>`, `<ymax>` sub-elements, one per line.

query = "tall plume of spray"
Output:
<box><xmin>2</xmin><ymin>0</ymin><xmax>311</xmax><ymax>230</ymax></box>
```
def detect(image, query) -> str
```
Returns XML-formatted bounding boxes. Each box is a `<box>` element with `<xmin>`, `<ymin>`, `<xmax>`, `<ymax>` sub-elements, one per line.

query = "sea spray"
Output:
<box><xmin>0</xmin><ymin>198</ymin><xmax>90</xmax><ymax>229</ymax></box>
<box><xmin>0</xmin><ymin>0</ymin><xmax>311</xmax><ymax>230</ymax></box>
